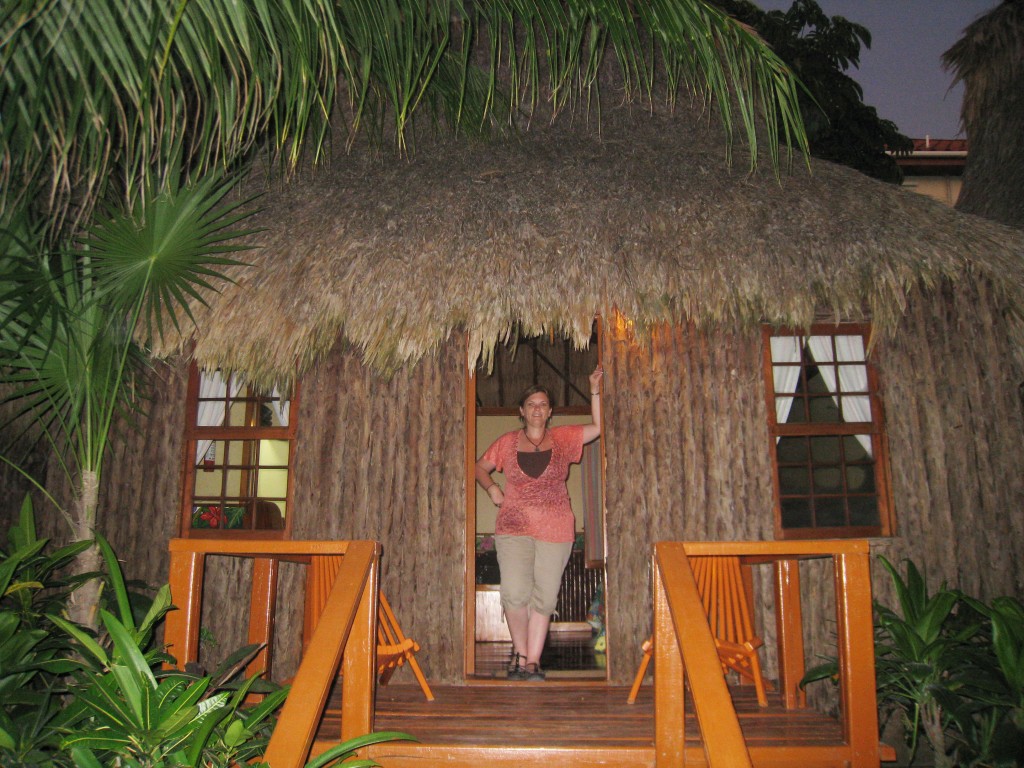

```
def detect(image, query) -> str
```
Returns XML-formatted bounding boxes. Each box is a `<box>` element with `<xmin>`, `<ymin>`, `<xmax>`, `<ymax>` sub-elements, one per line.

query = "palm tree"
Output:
<box><xmin>943</xmin><ymin>0</ymin><xmax>1024</xmax><ymax>229</ymax></box>
<box><xmin>0</xmin><ymin>167</ymin><xmax>251</xmax><ymax>625</ymax></box>
<box><xmin>1</xmin><ymin>0</ymin><xmax>809</xmax><ymax>627</ymax></box>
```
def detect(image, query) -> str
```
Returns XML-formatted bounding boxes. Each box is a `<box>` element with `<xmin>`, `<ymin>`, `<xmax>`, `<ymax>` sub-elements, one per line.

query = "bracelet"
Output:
<box><xmin>484</xmin><ymin>483</ymin><xmax>496</xmax><ymax>492</ymax></box>
<box><xmin>591</xmin><ymin>392</ymin><xmax>600</xmax><ymax>396</ymax></box>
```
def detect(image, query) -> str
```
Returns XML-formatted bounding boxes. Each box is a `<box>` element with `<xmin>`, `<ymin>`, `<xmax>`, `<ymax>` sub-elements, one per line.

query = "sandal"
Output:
<box><xmin>507</xmin><ymin>651</ymin><xmax>528</xmax><ymax>680</ymax></box>
<box><xmin>524</xmin><ymin>662</ymin><xmax>545</xmax><ymax>681</ymax></box>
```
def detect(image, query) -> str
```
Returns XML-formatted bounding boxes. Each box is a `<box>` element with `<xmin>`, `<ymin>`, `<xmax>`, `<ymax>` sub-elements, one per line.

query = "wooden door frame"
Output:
<box><xmin>463</xmin><ymin>367</ymin><xmax>479</xmax><ymax>676</ymax></box>
<box><xmin>463</xmin><ymin>323</ymin><xmax>609</xmax><ymax>679</ymax></box>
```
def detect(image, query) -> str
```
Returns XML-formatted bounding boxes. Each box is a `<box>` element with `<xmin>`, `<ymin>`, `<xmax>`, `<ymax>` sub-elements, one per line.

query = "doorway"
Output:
<box><xmin>464</xmin><ymin>329</ymin><xmax>608</xmax><ymax>680</ymax></box>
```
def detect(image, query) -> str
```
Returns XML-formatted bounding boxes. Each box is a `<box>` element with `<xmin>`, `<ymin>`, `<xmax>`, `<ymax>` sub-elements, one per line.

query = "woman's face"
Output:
<box><xmin>520</xmin><ymin>394</ymin><xmax>552</xmax><ymax>426</ymax></box>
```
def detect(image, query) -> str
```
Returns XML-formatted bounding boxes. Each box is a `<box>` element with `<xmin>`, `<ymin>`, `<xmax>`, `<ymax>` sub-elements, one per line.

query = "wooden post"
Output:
<box><xmin>340</xmin><ymin>548</ymin><xmax>378</xmax><ymax>744</ymax></box>
<box><xmin>774</xmin><ymin>558</ymin><xmax>807</xmax><ymax>709</ymax></box>
<box><xmin>263</xmin><ymin>541</ymin><xmax>379</xmax><ymax>768</ymax></box>
<box><xmin>654</xmin><ymin>554</ymin><xmax>685</xmax><ymax>767</ymax></box>
<box><xmin>247</xmin><ymin>557</ymin><xmax>279</xmax><ymax>680</ymax></box>
<box><xmin>165</xmin><ymin>547</ymin><xmax>205</xmax><ymax>669</ymax></box>
<box><xmin>834</xmin><ymin>551</ymin><xmax>880</xmax><ymax>768</ymax></box>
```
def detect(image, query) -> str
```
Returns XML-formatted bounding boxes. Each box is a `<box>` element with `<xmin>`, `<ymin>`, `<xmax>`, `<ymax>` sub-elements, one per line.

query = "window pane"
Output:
<box><xmin>815</xmin><ymin>497</ymin><xmax>846</xmax><ymax>527</ymax></box>
<box><xmin>809</xmin><ymin>436</ymin><xmax>840</xmax><ymax>462</ymax></box>
<box><xmin>813</xmin><ymin>467</ymin><xmax>843</xmax><ymax>493</ymax></box>
<box><xmin>846</xmin><ymin>464</ymin><xmax>875</xmax><ymax>493</ymax></box>
<box><xmin>190</xmin><ymin>437</ymin><xmax>289</xmax><ymax>531</ymax></box>
<box><xmin>779</xmin><ymin>466</ymin><xmax>810</xmax><ymax>494</ymax></box>
<box><xmin>781</xmin><ymin>498</ymin><xmax>812</xmax><ymax>528</ymax></box>
<box><xmin>840</xmin><ymin>395</ymin><xmax>871</xmax><ymax>422</ymax></box>
<box><xmin>807</xmin><ymin>391</ymin><xmax>842</xmax><ymax>423</ymax></box>
<box><xmin>777</xmin><ymin>436</ymin><xmax>808</xmax><ymax>462</ymax></box>
<box><xmin>848</xmin><ymin>496</ymin><xmax>880</xmax><ymax>527</ymax></box>
<box><xmin>835</xmin><ymin>335</ymin><xmax>865</xmax><ymax>361</ymax></box>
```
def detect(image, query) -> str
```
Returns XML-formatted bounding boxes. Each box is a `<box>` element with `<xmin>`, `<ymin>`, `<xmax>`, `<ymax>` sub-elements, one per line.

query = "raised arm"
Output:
<box><xmin>581</xmin><ymin>364</ymin><xmax>603</xmax><ymax>444</ymax></box>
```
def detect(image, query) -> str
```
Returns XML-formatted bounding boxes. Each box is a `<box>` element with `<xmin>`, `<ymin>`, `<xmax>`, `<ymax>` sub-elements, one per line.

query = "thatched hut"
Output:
<box><xmin>18</xmin><ymin>107</ymin><xmax>1024</xmax><ymax>689</ymax></box>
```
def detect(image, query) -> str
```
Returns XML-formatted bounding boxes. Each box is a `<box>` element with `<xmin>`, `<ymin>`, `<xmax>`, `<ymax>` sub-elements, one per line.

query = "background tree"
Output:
<box><xmin>711</xmin><ymin>0</ymin><xmax>912</xmax><ymax>182</ymax></box>
<box><xmin>0</xmin><ymin>0</ymin><xmax>810</xmax><ymax>627</ymax></box>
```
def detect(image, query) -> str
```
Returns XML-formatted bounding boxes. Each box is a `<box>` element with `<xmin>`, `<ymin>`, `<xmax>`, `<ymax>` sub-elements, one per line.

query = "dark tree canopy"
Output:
<box><xmin>712</xmin><ymin>0</ymin><xmax>913</xmax><ymax>182</ymax></box>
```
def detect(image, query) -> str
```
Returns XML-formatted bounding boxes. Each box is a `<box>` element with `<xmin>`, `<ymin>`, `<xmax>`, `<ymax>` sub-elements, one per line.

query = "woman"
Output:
<box><xmin>474</xmin><ymin>365</ymin><xmax>603</xmax><ymax>681</ymax></box>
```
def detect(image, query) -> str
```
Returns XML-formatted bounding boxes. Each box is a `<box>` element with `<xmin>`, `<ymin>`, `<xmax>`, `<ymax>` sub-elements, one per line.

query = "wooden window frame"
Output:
<box><xmin>179</xmin><ymin>365</ymin><xmax>300</xmax><ymax>539</ymax></box>
<box><xmin>762</xmin><ymin>323</ymin><xmax>894</xmax><ymax>540</ymax></box>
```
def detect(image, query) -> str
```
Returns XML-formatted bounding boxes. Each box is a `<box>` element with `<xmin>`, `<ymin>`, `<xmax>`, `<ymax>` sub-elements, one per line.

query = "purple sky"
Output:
<box><xmin>756</xmin><ymin>0</ymin><xmax>997</xmax><ymax>139</ymax></box>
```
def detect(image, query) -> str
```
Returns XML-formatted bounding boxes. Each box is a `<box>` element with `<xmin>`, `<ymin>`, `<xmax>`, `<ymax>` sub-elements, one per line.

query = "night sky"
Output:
<box><xmin>756</xmin><ymin>0</ymin><xmax>997</xmax><ymax>139</ymax></box>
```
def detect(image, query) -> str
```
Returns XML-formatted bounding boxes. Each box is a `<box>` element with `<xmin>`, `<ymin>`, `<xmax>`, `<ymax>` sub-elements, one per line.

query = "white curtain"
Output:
<box><xmin>270</xmin><ymin>388</ymin><xmax>290</xmax><ymax>428</ymax></box>
<box><xmin>770</xmin><ymin>336</ymin><xmax>803</xmax><ymax>429</ymax></box>
<box><xmin>772</xmin><ymin>335</ymin><xmax>873</xmax><ymax>457</ymax></box>
<box><xmin>806</xmin><ymin>336</ymin><xmax>873</xmax><ymax>456</ymax></box>
<box><xmin>194</xmin><ymin>372</ymin><xmax>242</xmax><ymax>464</ymax></box>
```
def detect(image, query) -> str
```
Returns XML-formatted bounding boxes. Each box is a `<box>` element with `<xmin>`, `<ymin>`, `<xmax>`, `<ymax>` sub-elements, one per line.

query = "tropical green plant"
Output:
<box><xmin>0</xmin><ymin>496</ymin><xmax>415</xmax><ymax>767</ymax></box>
<box><xmin>872</xmin><ymin>556</ymin><xmax>986</xmax><ymax>768</ymax></box>
<box><xmin>948</xmin><ymin>596</ymin><xmax>1024</xmax><ymax>766</ymax></box>
<box><xmin>0</xmin><ymin>166</ymin><xmax>252</xmax><ymax>628</ymax></box>
<box><xmin>802</xmin><ymin>556</ymin><xmax>1024</xmax><ymax>768</ymax></box>
<box><xmin>2</xmin><ymin>0</ymin><xmax>810</xmax><ymax>237</ymax></box>
<box><xmin>0</xmin><ymin>496</ymin><xmax>89</xmax><ymax>765</ymax></box>
<box><xmin>709</xmin><ymin>0</ymin><xmax>913</xmax><ymax>181</ymax></box>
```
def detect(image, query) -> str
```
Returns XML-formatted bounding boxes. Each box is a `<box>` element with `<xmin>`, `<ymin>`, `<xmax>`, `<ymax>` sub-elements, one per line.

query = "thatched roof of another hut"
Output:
<box><xmin>158</xmin><ymin>110</ymin><xmax>1024</xmax><ymax>388</ymax></box>
<box><xmin>944</xmin><ymin>0</ymin><xmax>1024</xmax><ymax>228</ymax></box>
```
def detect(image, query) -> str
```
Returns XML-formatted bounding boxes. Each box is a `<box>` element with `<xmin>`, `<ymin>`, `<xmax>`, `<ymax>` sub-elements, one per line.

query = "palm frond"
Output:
<box><xmin>82</xmin><ymin>168</ymin><xmax>253</xmax><ymax>344</ymax></box>
<box><xmin>2</xmin><ymin>0</ymin><xmax>807</xmax><ymax>241</ymax></box>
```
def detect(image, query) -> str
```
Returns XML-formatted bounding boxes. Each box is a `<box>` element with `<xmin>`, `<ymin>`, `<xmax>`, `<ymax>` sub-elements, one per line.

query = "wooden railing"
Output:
<box><xmin>164</xmin><ymin>538</ymin><xmax>382</xmax><ymax>768</ymax></box>
<box><xmin>653</xmin><ymin>540</ymin><xmax>880</xmax><ymax>768</ymax></box>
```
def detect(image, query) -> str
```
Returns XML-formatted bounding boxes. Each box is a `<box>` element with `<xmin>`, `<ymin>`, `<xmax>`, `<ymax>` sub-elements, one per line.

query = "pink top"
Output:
<box><xmin>482</xmin><ymin>425</ymin><xmax>584</xmax><ymax>543</ymax></box>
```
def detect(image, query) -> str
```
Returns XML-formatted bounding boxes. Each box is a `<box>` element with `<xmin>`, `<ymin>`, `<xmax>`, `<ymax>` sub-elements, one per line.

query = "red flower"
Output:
<box><xmin>200</xmin><ymin>506</ymin><xmax>222</xmax><ymax>528</ymax></box>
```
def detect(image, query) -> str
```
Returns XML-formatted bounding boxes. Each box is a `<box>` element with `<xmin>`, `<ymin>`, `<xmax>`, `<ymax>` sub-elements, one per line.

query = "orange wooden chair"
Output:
<box><xmin>377</xmin><ymin>592</ymin><xmax>434</xmax><ymax>701</ymax></box>
<box><xmin>627</xmin><ymin>555</ymin><xmax>768</xmax><ymax>706</ymax></box>
<box><xmin>302</xmin><ymin>557</ymin><xmax>433</xmax><ymax>701</ymax></box>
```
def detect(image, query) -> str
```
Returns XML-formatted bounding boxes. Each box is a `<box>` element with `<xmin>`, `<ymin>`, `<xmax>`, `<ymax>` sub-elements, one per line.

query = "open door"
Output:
<box><xmin>464</xmin><ymin>327</ymin><xmax>608</xmax><ymax>680</ymax></box>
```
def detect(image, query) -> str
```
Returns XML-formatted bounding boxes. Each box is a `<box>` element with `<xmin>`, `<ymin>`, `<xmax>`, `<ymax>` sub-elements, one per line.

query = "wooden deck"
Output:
<box><xmin>312</xmin><ymin>682</ymin><xmax>892</xmax><ymax>767</ymax></box>
<box><xmin>165</xmin><ymin>538</ymin><xmax>891</xmax><ymax>767</ymax></box>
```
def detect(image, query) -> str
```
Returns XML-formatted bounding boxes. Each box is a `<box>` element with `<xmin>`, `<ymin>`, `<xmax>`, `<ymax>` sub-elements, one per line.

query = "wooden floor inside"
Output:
<box><xmin>311</xmin><ymin>680</ymin><xmax>872</xmax><ymax>767</ymax></box>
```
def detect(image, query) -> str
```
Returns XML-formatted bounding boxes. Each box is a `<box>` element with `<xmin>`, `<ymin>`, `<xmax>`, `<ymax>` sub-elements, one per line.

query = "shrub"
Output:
<box><xmin>803</xmin><ymin>556</ymin><xmax>1024</xmax><ymax>767</ymax></box>
<box><xmin>0</xmin><ymin>496</ymin><xmax>413</xmax><ymax>767</ymax></box>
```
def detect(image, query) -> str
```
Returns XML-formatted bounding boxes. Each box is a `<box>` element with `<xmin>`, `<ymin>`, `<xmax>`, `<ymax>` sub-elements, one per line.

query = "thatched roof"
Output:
<box><xmin>160</xmin><ymin>110</ymin><xmax>1024</xmax><ymax>388</ymax></box>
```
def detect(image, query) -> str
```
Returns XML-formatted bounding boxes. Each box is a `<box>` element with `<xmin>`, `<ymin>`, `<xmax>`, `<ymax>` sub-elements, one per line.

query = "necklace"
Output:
<box><xmin>523</xmin><ymin>428</ymin><xmax>547</xmax><ymax>452</ymax></box>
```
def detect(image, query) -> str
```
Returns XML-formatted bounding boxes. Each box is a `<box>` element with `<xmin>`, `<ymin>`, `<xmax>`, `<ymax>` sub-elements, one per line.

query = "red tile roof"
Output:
<box><xmin>909</xmin><ymin>138</ymin><xmax>967</xmax><ymax>152</ymax></box>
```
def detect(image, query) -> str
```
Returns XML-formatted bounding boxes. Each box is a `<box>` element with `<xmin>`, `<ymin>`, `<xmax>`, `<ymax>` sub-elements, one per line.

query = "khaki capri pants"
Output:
<box><xmin>494</xmin><ymin>535</ymin><xmax>573</xmax><ymax>616</ymax></box>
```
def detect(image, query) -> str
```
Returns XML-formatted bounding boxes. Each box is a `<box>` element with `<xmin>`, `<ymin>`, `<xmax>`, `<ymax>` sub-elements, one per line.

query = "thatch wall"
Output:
<box><xmin>873</xmin><ymin>277</ymin><xmax>1024</xmax><ymax>600</ymax></box>
<box><xmin>268</xmin><ymin>339</ymin><xmax>467</xmax><ymax>681</ymax></box>
<box><xmin>601</xmin><ymin>322</ymin><xmax>776</xmax><ymax>683</ymax></box>
<box><xmin>96</xmin><ymin>362</ymin><xmax>190</xmax><ymax>583</ymax></box>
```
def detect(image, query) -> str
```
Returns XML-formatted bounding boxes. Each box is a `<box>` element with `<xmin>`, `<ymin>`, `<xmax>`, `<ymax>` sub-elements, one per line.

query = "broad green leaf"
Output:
<box><xmin>303</xmin><ymin>731</ymin><xmax>417</xmax><ymax>768</ymax></box>
<box><xmin>101</xmin><ymin>609</ymin><xmax>158</xmax><ymax>692</ymax></box>
<box><xmin>48</xmin><ymin>614</ymin><xmax>108</xmax><ymax>667</ymax></box>
<box><xmin>96</xmin><ymin>534</ymin><xmax>133</xmax><ymax>630</ymax></box>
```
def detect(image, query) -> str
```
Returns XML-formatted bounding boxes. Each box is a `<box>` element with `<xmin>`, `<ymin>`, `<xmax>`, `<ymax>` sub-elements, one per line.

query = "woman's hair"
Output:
<box><xmin>518</xmin><ymin>385</ymin><xmax>555</xmax><ymax>421</ymax></box>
